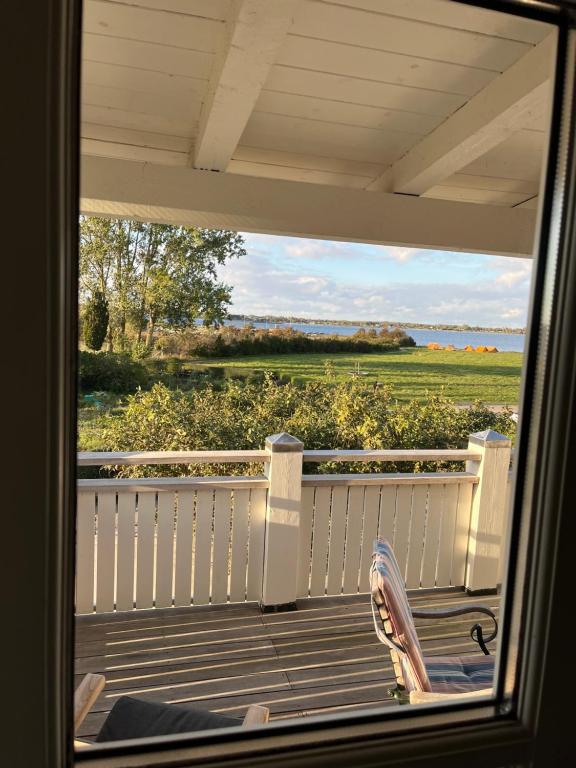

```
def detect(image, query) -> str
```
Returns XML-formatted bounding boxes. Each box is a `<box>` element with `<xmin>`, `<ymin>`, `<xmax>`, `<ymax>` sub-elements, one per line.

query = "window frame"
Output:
<box><xmin>3</xmin><ymin>0</ymin><xmax>576</xmax><ymax>765</ymax></box>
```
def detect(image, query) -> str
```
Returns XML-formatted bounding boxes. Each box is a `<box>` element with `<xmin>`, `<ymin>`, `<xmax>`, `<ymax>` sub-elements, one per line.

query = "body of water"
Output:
<box><xmin>221</xmin><ymin>320</ymin><xmax>525</xmax><ymax>353</ymax></box>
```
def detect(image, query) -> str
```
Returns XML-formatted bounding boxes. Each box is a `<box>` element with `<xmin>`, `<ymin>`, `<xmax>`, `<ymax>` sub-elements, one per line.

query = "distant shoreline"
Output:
<box><xmin>228</xmin><ymin>315</ymin><xmax>526</xmax><ymax>335</ymax></box>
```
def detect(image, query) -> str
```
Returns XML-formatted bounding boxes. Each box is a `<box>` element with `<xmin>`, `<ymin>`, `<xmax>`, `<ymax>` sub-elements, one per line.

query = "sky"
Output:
<box><xmin>216</xmin><ymin>233</ymin><xmax>533</xmax><ymax>328</ymax></box>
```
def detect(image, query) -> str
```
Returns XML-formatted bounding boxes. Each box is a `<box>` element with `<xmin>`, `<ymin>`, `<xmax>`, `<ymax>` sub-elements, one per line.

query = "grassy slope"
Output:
<box><xmin>193</xmin><ymin>348</ymin><xmax>522</xmax><ymax>404</ymax></box>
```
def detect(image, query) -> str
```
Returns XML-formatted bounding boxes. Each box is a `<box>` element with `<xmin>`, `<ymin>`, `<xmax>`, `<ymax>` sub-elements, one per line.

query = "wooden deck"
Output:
<box><xmin>75</xmin><ymin>590</ymin><xmax>500</xmax><ymax>739</ymax></box>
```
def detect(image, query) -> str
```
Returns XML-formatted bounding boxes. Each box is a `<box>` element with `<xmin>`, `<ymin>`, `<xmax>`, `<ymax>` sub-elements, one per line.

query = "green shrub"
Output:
<box><xmin>99</xmin><ymin>378</ymin><xmax>515</xmax><ymax>478</ymax></box>
<box><xmin>246</xmin><ymin>370</ymin><xmax>265</xmax><ymax>385</ymax></box>
<box><xmin>130</xmin><ymin>340</ymin><xmax>152</xmax><ymax>360</ymax></box>
<box><xmin>79</xmin><ymin>351</ymin><xmax>148</xmax><ymax>393</ymax></box>
<box><xmin>154</xmin><ymin>325</ymin><xmax>415</xmax><ymax>358</ymax></box>
<box><xmin>208</xmin><ymin>366</ymin><xmax>226</xmax><ymax>380</ymax></box>
<box><xmin>165</xmin><ymin>357</ymin><xmax>183</xmax><ymax>375</ymax></box>
<box><xmin>144</xmin><ymin>359</ymin><xmax>167</xmax><ymax>375</ymax></box>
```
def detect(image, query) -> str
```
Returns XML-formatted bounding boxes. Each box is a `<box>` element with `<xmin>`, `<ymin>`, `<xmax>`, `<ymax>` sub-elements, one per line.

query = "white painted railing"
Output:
<box><xmin>297</xmin><ymin>474</ymin><xmax>476</xmax><ymax>599</ymax></box>
<box><xmin>76</xmin><ymin>474</ymin><xmax>268</xmax><ymax>615</ymax></box>
<box><xmin>76</xmin><ymin>431</ymin><xmax>511</xmax><ymax>614</ymax></box>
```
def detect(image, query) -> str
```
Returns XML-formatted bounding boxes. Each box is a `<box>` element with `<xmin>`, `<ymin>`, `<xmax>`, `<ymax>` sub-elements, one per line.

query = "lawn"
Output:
<box><xmin>77</xmin><ymin>391</ymin><xmax>127</xmax><ymax>452</ymax></box>
<box><xmin>77</xmin><ymin>348</ymin><xmax>522</xmax><ymax>451</ymax></box>
<box><xmin>191</xmin><ymin>348</ymin><xmax>522</xmax><ymax>404</ymax></box>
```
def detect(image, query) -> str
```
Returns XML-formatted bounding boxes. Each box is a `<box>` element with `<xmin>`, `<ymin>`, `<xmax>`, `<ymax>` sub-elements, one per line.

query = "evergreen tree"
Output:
<box><xmin>83</xmin><ymin>290</ymin><xmax>109</xmax><ymax>351</ymax></box>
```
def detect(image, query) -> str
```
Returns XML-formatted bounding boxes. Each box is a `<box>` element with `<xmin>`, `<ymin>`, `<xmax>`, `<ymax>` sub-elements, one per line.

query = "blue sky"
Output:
<box><xmin>217</xmin><ymin>233</ymin><xmax>532</xmax><ymax>328</ymax></box>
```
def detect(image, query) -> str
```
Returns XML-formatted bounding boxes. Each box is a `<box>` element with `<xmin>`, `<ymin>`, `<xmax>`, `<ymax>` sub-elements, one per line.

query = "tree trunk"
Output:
<box><xmin>119</xmin><ymin>313</ymin><xmax>126</xmax><ymax>350</ymax></box>
<box><xmin>107</xmin><ymin>326</ymin><xmax>114</xmax><ymax>352</ymax></box>
<box><xmin>145</xmin><ymin>317</ymin><xmax>156</xmax><ymax>348</ymax></box>
<box><xmin>136</xmin><ymin>297</ymin><xmax>147</xmax><ymax>343</ymax></box>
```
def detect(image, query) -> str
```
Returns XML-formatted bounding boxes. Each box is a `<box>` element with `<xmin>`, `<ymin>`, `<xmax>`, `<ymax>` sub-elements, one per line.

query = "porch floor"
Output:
<box><xmin>75</xmin><ymin>590</ymin><xmax>500</xmax><ymax>739</ymax></box>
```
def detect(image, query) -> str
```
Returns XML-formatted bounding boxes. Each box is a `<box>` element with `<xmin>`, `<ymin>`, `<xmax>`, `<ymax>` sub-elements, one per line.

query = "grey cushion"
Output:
<box><xmin>96</xmin><ymin>696</ymin><xmax>242</xmax><ymax>742</ymax></box>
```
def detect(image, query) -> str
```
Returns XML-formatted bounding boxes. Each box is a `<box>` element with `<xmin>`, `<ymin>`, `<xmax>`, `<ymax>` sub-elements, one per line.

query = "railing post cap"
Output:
<box><xmin>468</xmin><ymin>429</ymin><xmax>512</xmax><ymax>448</ymax></box>
<box><xmin>265</xmin><ymin>432</ymin><xmax>304</xmax><ymax>453</ymax></box>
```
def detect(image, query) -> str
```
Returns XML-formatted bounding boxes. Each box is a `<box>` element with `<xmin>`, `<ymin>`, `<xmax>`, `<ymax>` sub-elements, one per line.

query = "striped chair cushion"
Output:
<box><xmin>372</xmin><ymin>538</ymin><xmax>431</xmax><ymax>692</ymax></box>
<box><xmin>425</xmin><ymin>655</ymin><xmax>495</xmax><ymax>694</ymax></box>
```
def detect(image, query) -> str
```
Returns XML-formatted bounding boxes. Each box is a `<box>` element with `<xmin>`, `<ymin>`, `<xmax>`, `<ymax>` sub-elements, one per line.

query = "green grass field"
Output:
<box><xmin>193</xmin><ymin>348</ymin><xmax>522</xmax><ymax>404</ymax></box>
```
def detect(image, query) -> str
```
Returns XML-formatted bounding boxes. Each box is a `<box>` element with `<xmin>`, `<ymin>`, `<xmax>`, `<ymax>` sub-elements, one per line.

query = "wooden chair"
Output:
<box><xmin>74</xmin><ymin>674</ymin><xmax>269</xmax><ymax>748</ymax></box>
<box><xmin>370</xmin><ymin>538</ymin><xmax>498</xmax><ymax>704</ymax></box>
<box><xmin>74</xmin><ymin>674</ymin><xmax>106</xmax><ymax>749</ymax></box>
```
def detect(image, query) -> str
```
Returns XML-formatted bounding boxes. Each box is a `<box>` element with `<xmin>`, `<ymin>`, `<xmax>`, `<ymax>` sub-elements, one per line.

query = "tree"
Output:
<box><xmin>79</xmin><ymin>217</ymin><xmax>245</xmax><ymax>350</ymax></box>
<box><xmin>82</xmin><ymin>290</ymin><xmax>109</xmax><ymax>351</ymax></box>
<box><xmin>79</xmin><ymin>217</ymin><xmax>115</xmax><ymax>350</ymax></box>
<box><xmin>138</xmin><ymin>227</ymin><xmax>244</xmax><ymax>347</ymax></box>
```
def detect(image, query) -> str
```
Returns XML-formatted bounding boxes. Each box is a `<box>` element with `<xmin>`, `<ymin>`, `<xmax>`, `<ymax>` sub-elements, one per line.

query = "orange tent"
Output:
<box><xmin>464</xmin><ymin>345</ymin><xmax>474</xmax><ymax>351</ymax></box>
<box><xmin>486</xmin><ymin>346</ymin><xmax>498</xmax><ymax>352</ymax></box>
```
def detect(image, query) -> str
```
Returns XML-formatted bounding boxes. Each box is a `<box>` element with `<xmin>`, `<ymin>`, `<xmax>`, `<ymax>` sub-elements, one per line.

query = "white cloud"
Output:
<box><xmin>494</xmin><ymin>268</ymin><xmax>531</xmax><ymax>287</ymax></box>
<box><xmin>256</xmin><ymin>235</ymin><xmax>427</xmax><ymax>266</ymax></box>
<box><xmin>284</xmin><ymin>241</ymin><xmax>335</xmax><ymax>259</ymax></box>
<box><xmin>294</xmin><ymin>275</ymin><xmax>328</xmax><ymax>291</ymax></box>
<box><xmin>222</xmin><ymin>237</ymin><xmax>533</xmax><ymax>327</ymax></box>
<box><xmin>282</xmin><ymin>239</ymin><xmax>364</xmax><ymax>262</ymax></box>
<box><xmin>386</xmin><ymin>247</ymin><xmax>420</xmax><ymax>263</ymax></box>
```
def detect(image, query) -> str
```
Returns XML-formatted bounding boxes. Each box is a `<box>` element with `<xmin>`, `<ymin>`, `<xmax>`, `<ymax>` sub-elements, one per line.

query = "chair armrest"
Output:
<box><xmin>242</xmin><ymin>705</ymin><xmax>270</xmax><ymax>726</ymax></box>
<box><xmin>411</xmin><ymin>605</ymin><xmax>498</xmax><ymax>645</ymax></box>
<box><xmin>409</xmin><ymin>688</ymin><xmax>492</xmax><ymax>705</ymax></box>
<box><xmin>74</xmin><ymin>673</ymin><xmax>106</xmax><ymax>733</ymax></box>
<box><xmin>411</xmin><ymin>605</ymin><xmax>496</xmax><ymax>620</ymax></box>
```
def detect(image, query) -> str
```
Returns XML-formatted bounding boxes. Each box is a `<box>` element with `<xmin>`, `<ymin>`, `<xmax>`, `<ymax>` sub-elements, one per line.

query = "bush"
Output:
<box><xmin>208</xmin><ymin>366</ymin><xmax>226</xmax><ymax>380</ymax></box>
<box><xmin>154</xmin><ymin>325</ymin><xmax>415</xmax><ymax>358</ymax></box>
<box><xmin>130</xmin><ymin>340</ymin><xmax>152</xmax><ymax>360</ymax></box>
<box><xmin>99</xmin><ymin>378</ymin><xmax>516</xmax><ymax>478</ymax></box>
<box><xmin>79</xmin><ymin>351</ymin><xmax>148</xmax><ymax>393</ymax></box>
<box><xmin>165</xmin><ymin>357</ymin><xmax>183</xmax><ymax>375</ymax></box>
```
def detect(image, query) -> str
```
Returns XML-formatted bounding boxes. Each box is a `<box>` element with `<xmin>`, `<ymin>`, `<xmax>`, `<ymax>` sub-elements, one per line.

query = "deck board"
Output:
<box><xmin>75</xmin><ymin>590</ymin><xmax>500</xmax><ymax>739</ymax></box>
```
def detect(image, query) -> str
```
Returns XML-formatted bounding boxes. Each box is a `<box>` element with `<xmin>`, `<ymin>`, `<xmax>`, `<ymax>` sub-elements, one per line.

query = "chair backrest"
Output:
<box><xmin>371</xmin><ymin>538</ymin><xmax>431</xmax><ymax>692</ymax></box>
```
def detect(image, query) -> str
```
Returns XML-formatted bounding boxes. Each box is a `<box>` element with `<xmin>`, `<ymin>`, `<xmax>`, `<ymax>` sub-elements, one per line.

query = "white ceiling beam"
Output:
<box><xmin>81</xmin><ymin>156</ymin><xmax>536</xmax><ymax>257</ymax></box>
<box><xmin>192</xmin><ymin>0</ymin><xmax>301</xmax><ymax>171</ymax></box>
<box><xmin>368</xmin><ymin>33</ymin><xmax>555</xmax><ymax>195</ymax></box>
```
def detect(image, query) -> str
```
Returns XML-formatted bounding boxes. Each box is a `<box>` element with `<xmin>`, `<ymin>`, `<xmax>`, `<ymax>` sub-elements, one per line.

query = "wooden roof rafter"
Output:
<box><xmin>192</xmin><ymin>0</ymin><xmax>302</xmax><ymax>171</ymax></box>
<box><xmin>79</xmin><ymin>0</ymin><xmax>555</xmax><ymax>255</ymax></box>
<box><xmin>367</xmin><ymin>33</ymin><xmax>555</xmax><ymax>195</ymax></box>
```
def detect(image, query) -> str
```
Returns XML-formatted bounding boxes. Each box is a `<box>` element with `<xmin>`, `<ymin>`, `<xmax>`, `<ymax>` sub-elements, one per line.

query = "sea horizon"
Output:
<box><xmin>227</xmin><ymin>315</ymin><xmax>525</xmax><ymax>335</ymax></box>
<box><xmin>216</xmin><ymin>318</ymin><xmax>526</xmax><ymax>353</ymax></box>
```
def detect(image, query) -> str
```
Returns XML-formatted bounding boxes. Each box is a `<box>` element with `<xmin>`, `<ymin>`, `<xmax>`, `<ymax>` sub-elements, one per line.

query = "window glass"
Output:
<box><xmin>76</xmin><ymin>0</ymin><xmax>556</xmax><ymax>750</ymax></box>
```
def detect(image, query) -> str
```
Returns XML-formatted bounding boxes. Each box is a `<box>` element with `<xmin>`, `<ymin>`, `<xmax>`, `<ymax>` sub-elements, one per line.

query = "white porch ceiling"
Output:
<box><xmin>80</xmin><ymin>0</ymin><xmax>555</xmax><ymax>255</ymax></box>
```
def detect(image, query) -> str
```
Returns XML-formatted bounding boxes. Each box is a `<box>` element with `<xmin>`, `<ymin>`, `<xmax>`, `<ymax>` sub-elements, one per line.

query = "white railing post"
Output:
<box><xmin>261</xmin><ymin>432</ymin><xmax>303</xmax><ymax>611</ymax></box>
<box><xmin>465</xmin><ymin>430</ymin><xmax>512</xmax><ymax>593</ymax></box>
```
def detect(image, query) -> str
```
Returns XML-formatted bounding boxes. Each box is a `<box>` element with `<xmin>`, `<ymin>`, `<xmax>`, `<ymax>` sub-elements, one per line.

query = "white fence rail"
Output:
<box><xmin>76</xmin><ymin>430</ymin><xmax>511</xmax><ymax>614</ymax></box>
<box><xmin>76</xmin><ymin>477</ymin><xmax>267</xmax><ymax>614</ymax></box>
<box><xmin>297</xmin><ymin>474</ymin><xmax>476</xmax><ymax>599</ymax></box>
